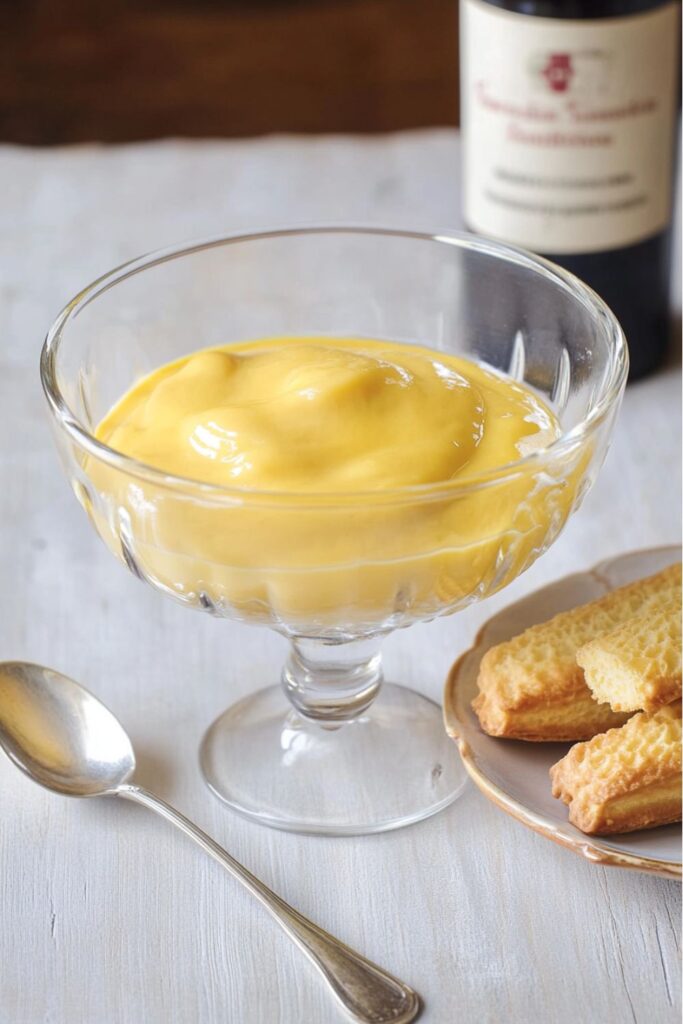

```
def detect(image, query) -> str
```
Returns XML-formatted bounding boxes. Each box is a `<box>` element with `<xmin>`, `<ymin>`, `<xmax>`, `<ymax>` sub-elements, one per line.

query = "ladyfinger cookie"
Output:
<box><xmin>472</xmin><ymin>563</ymin><xmax>681</xmax><ymax>741</ymax></box>
<box><xmin>550</xmin><ymin>703</ymin><xmax>682</xmax><ymax>835</ymax></box>
<box><xmin>577</xmin><ymin>592</ymin><xmax>681</xmax><ymax>713</ymax></box>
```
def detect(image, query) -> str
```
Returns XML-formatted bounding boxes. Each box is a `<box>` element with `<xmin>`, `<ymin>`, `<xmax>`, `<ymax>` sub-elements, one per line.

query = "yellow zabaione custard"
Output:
<box><xmin>88</xmin><ymin>337</ymin><xmax>574</xmax><ymax>629</ymax></box>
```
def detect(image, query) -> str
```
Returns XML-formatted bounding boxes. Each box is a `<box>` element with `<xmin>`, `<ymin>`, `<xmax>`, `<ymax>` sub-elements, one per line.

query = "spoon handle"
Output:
<box><xmin>119</xmin><ymin>784</ymin><xmax>420</xmax><ymax>1024</ymax></box>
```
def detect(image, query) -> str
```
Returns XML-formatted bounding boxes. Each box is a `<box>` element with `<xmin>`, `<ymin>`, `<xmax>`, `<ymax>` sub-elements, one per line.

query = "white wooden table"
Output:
<box><xmin>1</xmin><ymin>131</ymin><xmax>681</xmax><ymax>1024</ymax></box>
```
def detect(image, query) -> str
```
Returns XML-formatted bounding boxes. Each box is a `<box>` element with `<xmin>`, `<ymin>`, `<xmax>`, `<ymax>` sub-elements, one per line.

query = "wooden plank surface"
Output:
<box><xmin>0</xmin><ymin>131</ymin><xmax>680</xmax><ymax>1024</ymax></box>
<box><xmin>0</xmin><ymin>0</ymin><xmax>459</xmax><ymax>143</ymax></box>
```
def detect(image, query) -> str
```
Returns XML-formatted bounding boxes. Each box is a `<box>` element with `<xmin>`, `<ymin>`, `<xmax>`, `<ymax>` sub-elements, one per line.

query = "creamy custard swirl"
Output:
<box><xmin>98</xmin><ymin>338</ymin><xmax>557</xmax><ymax>492</ymax></box>
<box><xmin>90</xmin><ymin>338</ymin><xmax>573</xmax><ymax>630</ymax></box>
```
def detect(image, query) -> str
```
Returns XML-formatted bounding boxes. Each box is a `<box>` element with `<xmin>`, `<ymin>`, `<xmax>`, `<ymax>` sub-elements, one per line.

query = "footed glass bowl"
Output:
<box><xmin>41</xmin><ymin>228</ymin><xmax>627</xmax><ymax>834</ymax></box>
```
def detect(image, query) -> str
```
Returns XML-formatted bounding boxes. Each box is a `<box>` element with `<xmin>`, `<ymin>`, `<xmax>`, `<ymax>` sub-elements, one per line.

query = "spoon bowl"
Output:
<box><xmin>0</xmin><ymin>662</ymin><xmax>135</xmax><ymax>796</ymax></box>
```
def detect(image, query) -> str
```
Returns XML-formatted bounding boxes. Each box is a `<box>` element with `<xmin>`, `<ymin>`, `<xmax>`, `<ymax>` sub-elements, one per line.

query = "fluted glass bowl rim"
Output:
<box><xmin>40</xmin><ymin>225</ymin><xmax>628</xmax><ymax>508</ymax></box>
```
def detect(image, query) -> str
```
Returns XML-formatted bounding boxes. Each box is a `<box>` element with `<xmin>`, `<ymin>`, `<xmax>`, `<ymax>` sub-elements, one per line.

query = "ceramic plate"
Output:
<box><xmin>444</xmin><ymin>546</ymin><xmax>682</xmax><ymax>879</ymax></box>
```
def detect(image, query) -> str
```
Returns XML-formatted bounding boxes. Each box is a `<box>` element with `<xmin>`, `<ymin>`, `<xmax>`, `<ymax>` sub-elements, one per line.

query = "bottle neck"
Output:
<box><xmin>478</xmin><ymin>1</ymin><xmax>671</xmax><ymax>19</ymax></box>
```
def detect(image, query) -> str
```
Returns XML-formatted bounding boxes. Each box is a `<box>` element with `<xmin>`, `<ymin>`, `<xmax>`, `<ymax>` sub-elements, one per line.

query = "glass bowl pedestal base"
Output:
<box><xmin>200</xmin><ymin>638</ymin><xmax>467</xmax><ymax>835</ymax></box>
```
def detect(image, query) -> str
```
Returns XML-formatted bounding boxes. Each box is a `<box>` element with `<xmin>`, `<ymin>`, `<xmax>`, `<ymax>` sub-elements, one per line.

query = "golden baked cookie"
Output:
<box><xmin>472</xmin><ymin>563</ymin><xmax>681</xmax><ymax>741</ymax></box>
<box><xmin>549</xmin><ymin>703</ymin><xmax>682</xmax><ymax>835</ymax></box>
<box><xmin>577</xmin><ymin>593</ymin><xmax>681</xmax><ymax>713</ymax></box>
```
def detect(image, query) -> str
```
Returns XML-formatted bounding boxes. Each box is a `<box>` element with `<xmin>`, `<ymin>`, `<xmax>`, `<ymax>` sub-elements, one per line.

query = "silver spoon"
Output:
<box><xmin>0</xmin><ymin>662</ymin><xmax>420</xmax><ymax>1024</ymax></box>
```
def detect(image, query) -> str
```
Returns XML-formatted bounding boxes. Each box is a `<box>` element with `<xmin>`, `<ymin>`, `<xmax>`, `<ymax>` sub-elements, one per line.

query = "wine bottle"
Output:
<box><xmin>460</xmin><ymin>0</ymin><xmax>680</xmax><ymax>380</ymax></box>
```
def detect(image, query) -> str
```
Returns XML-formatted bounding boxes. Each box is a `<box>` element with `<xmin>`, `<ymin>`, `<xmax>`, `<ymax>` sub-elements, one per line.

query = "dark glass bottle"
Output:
<box><xmin>460</xmin><ymin>0</ymin><xmax>680</xmax><ymax>379</ymax></box>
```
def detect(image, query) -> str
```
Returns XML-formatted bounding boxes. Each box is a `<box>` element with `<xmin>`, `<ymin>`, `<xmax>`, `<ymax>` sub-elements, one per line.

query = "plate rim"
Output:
<box><xmin>443</xmin><ymin>545</ymin><xmax>682</xmax><ymax>881</ymax></box>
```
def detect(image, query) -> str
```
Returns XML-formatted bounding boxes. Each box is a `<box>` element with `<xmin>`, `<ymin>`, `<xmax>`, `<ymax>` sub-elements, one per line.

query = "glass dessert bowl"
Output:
<box><xmin>40</xmin><ymin>227</ymin><xmax>628</xmax><ymax>834</ymax></box>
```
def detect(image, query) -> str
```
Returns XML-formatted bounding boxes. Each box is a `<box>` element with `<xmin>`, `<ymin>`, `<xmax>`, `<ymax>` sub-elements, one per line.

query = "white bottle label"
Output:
<box><xmin>461</xmin><ymin>0</ymin><xmax>679</xmax><ymax>253</ymax></box>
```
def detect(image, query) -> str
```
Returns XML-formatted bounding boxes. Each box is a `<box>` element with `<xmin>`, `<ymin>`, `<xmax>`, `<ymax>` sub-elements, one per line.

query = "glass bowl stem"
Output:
<box><xmin>283</xmin><ymin>637</ymin><xmax>384</xmax><ymax>723</ymax></box>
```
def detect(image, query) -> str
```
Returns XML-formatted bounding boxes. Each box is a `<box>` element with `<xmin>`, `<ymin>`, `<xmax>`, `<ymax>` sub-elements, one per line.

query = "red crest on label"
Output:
<box><xmin>541</xmin><ymin>53</ymin><xmax>574</xmax><ymax>93</ymax></box>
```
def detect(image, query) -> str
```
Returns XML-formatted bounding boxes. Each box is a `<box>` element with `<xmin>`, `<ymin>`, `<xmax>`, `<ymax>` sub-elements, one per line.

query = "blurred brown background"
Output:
<box><xmin>0</xmin><ymin>0</ymin><xmax>460</xmax><ymax>144</ymax></box>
